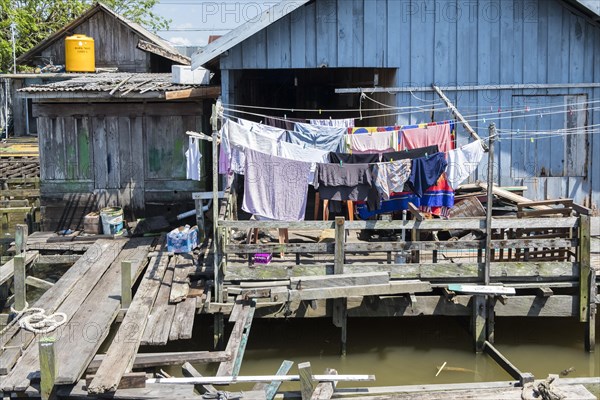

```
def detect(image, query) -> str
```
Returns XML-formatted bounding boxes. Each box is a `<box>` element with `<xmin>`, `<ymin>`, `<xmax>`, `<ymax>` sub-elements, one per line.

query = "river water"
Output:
<box><xmin>158</xmin><ymin>315</ymin><xmax>599</xmax><ymax>394</ymax></box>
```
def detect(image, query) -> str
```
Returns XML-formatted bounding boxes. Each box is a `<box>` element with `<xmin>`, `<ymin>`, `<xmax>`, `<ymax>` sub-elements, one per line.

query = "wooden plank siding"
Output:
<box><xmin>37</xmin><ymin>9</ymin><xmax>152</xmax><ymax>72</ymax></box>
<box><xmin>219</xmin><ymin>0</ymin><xmax>599</xmax><ymax>210</ymax></box>
<box><xmin>35</xmin><ymin>102</ymin><xmax>207</xmax><ymax>230</ymax></box>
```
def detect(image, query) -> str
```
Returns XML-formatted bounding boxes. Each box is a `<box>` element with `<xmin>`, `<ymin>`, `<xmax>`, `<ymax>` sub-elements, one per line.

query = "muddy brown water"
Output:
<box><xmin>152</xmin><ymin>315</ymin><xmax>599</xmax><ymax>394</ymax></box>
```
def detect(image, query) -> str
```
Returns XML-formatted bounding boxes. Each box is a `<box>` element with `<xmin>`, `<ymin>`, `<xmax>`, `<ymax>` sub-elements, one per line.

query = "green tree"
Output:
<box><xmin>0</xmin><ymin>0</ymin><xmax>170</xmax><ymax>72</ymax></box>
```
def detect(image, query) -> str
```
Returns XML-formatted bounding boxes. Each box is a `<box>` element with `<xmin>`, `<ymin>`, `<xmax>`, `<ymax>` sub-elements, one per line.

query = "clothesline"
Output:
<box><xmin>223</xmin><ymin>97</ymin><xmax>600</xmax><ymax>121</ymax></box>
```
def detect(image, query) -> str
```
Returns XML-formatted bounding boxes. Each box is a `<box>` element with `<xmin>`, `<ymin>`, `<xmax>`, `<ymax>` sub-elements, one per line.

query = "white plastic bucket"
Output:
<box><xmin>100</xmin><ymin>207</ymin><xmax>124</xmax><ymax>235</ymax></box>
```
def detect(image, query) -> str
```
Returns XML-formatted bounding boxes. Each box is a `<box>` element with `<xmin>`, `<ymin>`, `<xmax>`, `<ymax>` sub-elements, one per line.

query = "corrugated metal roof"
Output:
<box><xmin>18</xmin><ymin>73</ymin><xmax>199</xmax><ymax>94</ymax></box>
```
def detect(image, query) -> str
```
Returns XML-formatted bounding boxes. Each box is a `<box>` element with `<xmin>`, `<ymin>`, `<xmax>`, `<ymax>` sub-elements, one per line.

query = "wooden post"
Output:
<box><xmin>484</xmin><ymin>126</ymin><xmax>496</xmax><ymax>346</ymax></box>
<box><xmin>472</xmin><ymin>295</ymin><xmax>487</xmax><ymax>353</ymax></box>
<box><xmin>483</xmin><ymin>341</ymin><xmax>534</xmax><ymax>385</ymax></box>
<box><xmin>586</xmin><ymin>269</ymin><xmax>596</xmax><ymax>352</ymax></box>
<box><xmin>13</xmin><ymin>254</ymin><xmax>26</xmax><ymax>312</ymax></box>
<box><xmin>15</xmin><ymin>224</ymin><xmax>28</xmax><ymax>254</ymax></box>
<box><xmin>212</xmin><ymin>100</ymin><xmax>225</xmax><ymax>350</ymax></box>
<box><xmin>579</xmin><ymin>214</ymin><xmax>591</xmax><ymax>322</ymax></box>
<box><xmin>484</xmin><ymin>125</ymin><xmax>496</xmax><ymax>286</ymax></box>
<box><xmin>121</xmin><ymin>261</ymin><xmax>132</xmax><ymax>309</ymax></box>
<box><xmin>39</xmin><ymin>336</ymin><xmax>57</xmax><ymax>400</ymax></box>
<box><xmin>298</xmin><ymin>362</ymin><xmax>315</xmax><ymax>400</ymax></box>
<box><xmin>333</xmin><ymin>217</ymin><xmax>347</xmax><ymax>356</ymax></box>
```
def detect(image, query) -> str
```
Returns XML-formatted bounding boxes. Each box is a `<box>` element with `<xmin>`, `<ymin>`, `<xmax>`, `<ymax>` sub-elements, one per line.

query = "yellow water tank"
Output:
<box><xmin>65</xmin><ymin>34</ymin><xmax>95</xmax><ymax>72</ymax></box>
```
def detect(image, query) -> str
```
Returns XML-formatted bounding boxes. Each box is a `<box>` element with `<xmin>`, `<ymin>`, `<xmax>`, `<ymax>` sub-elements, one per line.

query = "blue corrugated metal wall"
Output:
<box><xmin>219</xmin><ymin>0</ymin><xmax>599</xmax><ymax>210</ymax></box>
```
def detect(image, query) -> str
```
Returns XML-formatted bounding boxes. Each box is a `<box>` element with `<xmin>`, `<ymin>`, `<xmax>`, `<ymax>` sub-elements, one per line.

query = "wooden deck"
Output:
<box><xmin>0</xmin><ymin>206</ymin><xmax>597</xmax><ymax>399</ymax></box>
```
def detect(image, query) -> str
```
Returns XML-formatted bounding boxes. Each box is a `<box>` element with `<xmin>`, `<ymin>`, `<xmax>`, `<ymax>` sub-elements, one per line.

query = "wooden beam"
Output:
<box><xmin>182</xmin><ymin>361</ymin><xmax>217</xmax><ymax>394</ymax></box>
<box><xmin>87</xmin><ymin>252</ymin><xmax>170</xmax><ymax>394</ymax></box>
<box><xmin>0</xmin><ymin>250</ymin><xmax>39</xmax><ymax>285</ymax></box>
<box><xmin>217</xmin><ymin>301</ymin><xmax>255</xmax><ymax>377</ymax></box>
<box><xmin>298</xmin><ymin>362</ymin><xmax>316</xmax><ymax>400</ymax></box>
<box><xmin>477</xmin><ymin>183</ymin><xmax>552</xmax><ymax>210</ymax></box>
<box><xmin>25</xmin><ymin>275</ymin><xmax>54</xmax><ymax>290</ymax></box>
<box><xmin>137</xmin><ymin>39</ymin><xmax>190</xmax><ymax>65</ymax></box>
<box><xmin>472</xmin><ymin>295</ymin><xmax>487</xmax><ymax>352</ymax></box>
<box><xmin>432</xmin><ymin>85</ymin><xmax>486</xmax><ymax>149</ymax></box>
<box><xmin>270</xmin><ymin>281</ymin><xmax>432</xmax><ymax>302</ymax></box>
<box><xmin>165</xmin><ymin>86</ymin><xmax>221</xmax><ymax>100</ymax></box>
<box><xmin>483</xmin><ymin>341</ymin><xmax>534</xmax><ymax>385</ymax></box>
<box><xmin>86</xmin><ymin>351</ymin><xmax>230</xmax><ymax>373</ymax></box>
<box><xmin>254</xmin><ymin>360</ymin><xmax>294</xmax><ymax>400</ymax></box>
<box><xmin>85</xmin><ymin>372</ymin><xmax>146</xmax><ymax>390</ymax></box>
<box><xmin>290</xmin><ymin>272</ymin><xmax>389</xmax><ymax>290</ymax></box>
<box><xmin>310</xmin><ymin>369</ymin><xmax>337</xmax><ymax>400</ymax></box>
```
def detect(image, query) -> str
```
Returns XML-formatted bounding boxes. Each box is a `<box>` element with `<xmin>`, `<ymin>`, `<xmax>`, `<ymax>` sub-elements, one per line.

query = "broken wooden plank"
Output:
<box><xmin>86</xmin><ymin>351</ymin><xmax>230</xmax><ymax>374</ymax></box>
<box><xmin>217</xmin><ymin>301</ymin><xmax>255</xmax><ymax>377</ymax></box>
<box><xmin>0</xmin><ymin>250</ymin><xmax>39</xmax><ymax>285</ymax></box>
<box><xmin>170</xmin><ymin>253</ymin><xmax>196</xmax><ymax>303</ymax></box>
<box><xmin>164</xmin><ymin>86</ymin><xmax>221</xmax><ymax>100</ymax></box>
<box><xmin>168</xmin><ymin>297</ymin><xmax>197</xmax><ymax>341</ymax></box>
<box><xmin>253</xmin><ymin>360</ymin><xmax>294</xmax><ymax>400</ymax></box>
<box><xmin>87</xmin><ymin>249</ymin><xmax>170</xmax><ymax>394</ymax></box>
<box><xmin>142</xmin><ymin>256</ymin><xmax>178</xmax><ymax>346</ymax></box>
<box><xmin>310</xmin><ymin>368</ymin><xmax>337</xmax><ymax>400</ymax></box>
<box><xmin>477</xmin><ymin>183</ymin><xmax>552</xmax><ymax>210</ymax></box>
<box><xmin>181</xmin><ymin>361</ymin><xmax>217</xmax><ymax>394</ymax></box>
<box><xmin>270</xmin><ymin>281</ymin><xmax>432</xmax><ymax>302</ymax></box>
<box><xmin>483</xmin><ymin>341</ymin><xmax>534</xmax><ymax>385</ymax></box>
<box><xmin>24</xmin><ymin>275</ymin><xmax>54</xmax><ymax>290</ymax></box>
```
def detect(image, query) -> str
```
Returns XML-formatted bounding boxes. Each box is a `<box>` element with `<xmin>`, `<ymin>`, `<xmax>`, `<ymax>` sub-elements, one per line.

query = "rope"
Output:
<box><xmin>8</xmin><ymin>305</ymin><xmax>68</xmax><ymax>335</ymax></box>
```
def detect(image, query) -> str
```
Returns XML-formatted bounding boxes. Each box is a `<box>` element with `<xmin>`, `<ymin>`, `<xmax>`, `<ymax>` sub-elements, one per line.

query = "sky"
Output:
<box><xmin>152</xmin><ymin>0</ymin><xmax>277</xmax><ymax>47</ymax></box>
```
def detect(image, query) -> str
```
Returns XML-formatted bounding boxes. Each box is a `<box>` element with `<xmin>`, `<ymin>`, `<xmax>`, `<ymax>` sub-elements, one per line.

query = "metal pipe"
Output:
<box><xmin>335</xmin><ymin>82</ymin><xmax>600</xmax><ymax>94</ymax></box>
<box><xmin>177</xmin><ymin>200</ymin><xmax>212</xmax><ymax>220</ymax></box>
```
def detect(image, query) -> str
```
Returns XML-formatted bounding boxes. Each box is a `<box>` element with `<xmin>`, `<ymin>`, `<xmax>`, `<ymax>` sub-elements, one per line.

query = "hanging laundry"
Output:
<box><xmin>350</xmin><ymin>125</ymin><xmax>400</xmax><ymax>134</ymax></box>
<box><xmin>372</xmin><ymin>159</ymin><xmax>412</xmax><ymax>200</ymax></box>
<box><xmin>238</xmin><ymin>118</ymin><xmax>288</xmax><ymax>138</ymax></box>
<box><xmin>400</xmin><ymin>122</ymin><xmax>453</xmax><ymax>153</ymax></box>
<box><xmin>309</xmin><ymin>118</ymin><xmax>355</xmax><ymax>128</ymax></box>
<box><xmin>357</xmin><ymin>173</ymin><xmax>455</xmax><ymax>219</ymax></box>
<box><xmin>405</xmin><ymin>152</ymin><xmax>448</xmax><ymax>197</ymax></box>
<box><xmin>291</xmin><ymin>122</ymin><xmax>346</xmax><ymax>152</ymax></box>
<box><xmin>185</xmin><ymin>137</ymin><xmax>202</xmax><ymax>181</ymax></box>
<box><xmin>446</xmin><ymin>140</ymin><xmax>485</xmax><ymax>189</ymax></box>
<box><xmin>381</xmin><ymin>145</ymin><xmax>439</xmax><ymax>162</ymax></box>
<box><xmin>221</xmin><ymin>119</ymin><xmax>280</xmax><ymax>175</ymax></box>
<box><xmin>279</xmin><ymin>140</ymin><xmax>329</xmax><ymax>185</ymax></box>
<box><xmin>345</xmin><ymin>130</ymin><xmax>399</xmax><ymax>154</ymax></box>
<box><xmin>242</xmin><ymin>148</ymin><xmax>312</xmax><ymax>221</ymax></box>
<box><xmin>314</xmin><ymin>163</ymin><xmax>379</xmax><ymax>211</ymax></box>
<box><xmin>328</xmin><ymin>152</ymin><xmax>380</xmax><ymax>164</ymax></box>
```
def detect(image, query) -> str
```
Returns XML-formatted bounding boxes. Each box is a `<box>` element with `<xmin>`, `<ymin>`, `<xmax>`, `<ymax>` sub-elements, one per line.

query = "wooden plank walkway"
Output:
<box><xmin>0</xmin><ymin>240</ymin><xmax>125</xmax><ymax>378</ymax></box>
<box><xmin>87</xmin><ymin>241</ymin><xmax>170</xmax><ymax>394</ymax></box>
<box><xmin>1</xmin><ymin>240</ymin><xmax>129</xmax><ymax>390</ymax></box>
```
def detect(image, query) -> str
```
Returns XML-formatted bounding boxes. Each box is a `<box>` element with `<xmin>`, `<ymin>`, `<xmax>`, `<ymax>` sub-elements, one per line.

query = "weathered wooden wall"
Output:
<box><xmin>0</xmin><ymin>78</ymin><xmax>11</xmax><ymax>136</ymax></box>
<box><xmin>219</xmin><ymin>0</ymin><xmax>599</xmax><ymax>211</ymax></box>
<box><xmin>34</xmin><ymin>101</ymin><xmax>208</xmax><ymax>230</ymax></box>
<box><xmin>34</xmin><ymin>11</ymin><xmax>153</xmax><ymax>72</ymax></box>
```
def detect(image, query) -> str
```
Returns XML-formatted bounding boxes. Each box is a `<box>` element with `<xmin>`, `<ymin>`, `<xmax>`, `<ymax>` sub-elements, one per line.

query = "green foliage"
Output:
<box><xmin>0</xmin><ymin>0</ymin><xmax>170</xmax><ymax>73</ymax></box>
